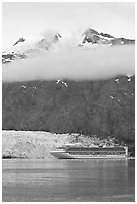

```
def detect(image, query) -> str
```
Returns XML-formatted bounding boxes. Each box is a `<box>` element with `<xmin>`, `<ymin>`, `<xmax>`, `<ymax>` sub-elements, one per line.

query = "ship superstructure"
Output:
<box><xmin>50</xmin><ymin>144</ymin><xmax>128</xmax><ymax>159</ymax></box>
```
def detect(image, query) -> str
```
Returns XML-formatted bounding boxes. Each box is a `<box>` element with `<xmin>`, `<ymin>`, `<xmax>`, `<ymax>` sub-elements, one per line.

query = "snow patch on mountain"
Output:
<box><xmin>20</xmin><ymin>85</ymin><xmax>26</xmax><ymax>89</ymax></box>
<box><xmin>115</xmin><ymin>79</ymin><xmax>120</xmax><ymax>83</ymax></box>
<box><xmin>56</xmin><ymin>79</ymin><xmax>68</xmax><ymax>87</ymax></box>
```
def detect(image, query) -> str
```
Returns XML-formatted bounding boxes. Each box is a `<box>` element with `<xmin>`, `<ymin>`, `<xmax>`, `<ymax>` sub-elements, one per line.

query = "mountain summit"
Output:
<box><xmin>13</xmin><ymin>37</ymin><xmax>26</xmax><ymax>46</ymax></box>
<box><xmin>81</xmin><ymin>28</ymin><xmax>135</xmax><ymax>46</ymax></box>
<box><xmin>2</xmin><ymin>28</ymin><xmax>135</xmax><ymax>64</ymax></box>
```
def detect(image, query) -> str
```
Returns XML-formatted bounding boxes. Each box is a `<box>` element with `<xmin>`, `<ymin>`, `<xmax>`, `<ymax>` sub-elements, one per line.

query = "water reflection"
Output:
<box><xmin>62</xmin><ymin>159</ymin><xmax>130</xmax><ymax>200</ymax></box>
<box><xmin>2</xmin><ymin>159</ymin><xmax>134</xmax><ymax>202</ymax></box>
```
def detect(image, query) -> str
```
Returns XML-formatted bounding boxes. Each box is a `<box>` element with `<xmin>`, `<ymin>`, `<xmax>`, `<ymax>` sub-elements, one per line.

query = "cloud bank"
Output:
<box><xmin>2</xmin><ymin>45</ymin><xmax>135</xmax><ymax>82</ymax></box>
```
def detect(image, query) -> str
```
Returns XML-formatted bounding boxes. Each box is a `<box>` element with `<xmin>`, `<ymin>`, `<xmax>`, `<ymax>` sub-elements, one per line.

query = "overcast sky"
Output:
<box><xmin>2</xmin><ymin>2</ymin><xmax>135</xmax><ymax>50</ymax></box>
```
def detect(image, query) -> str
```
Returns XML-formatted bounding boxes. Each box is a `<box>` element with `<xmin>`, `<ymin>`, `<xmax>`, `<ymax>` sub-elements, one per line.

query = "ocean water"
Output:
<box><xmin>2</xmin><ymin>158</ymin><xmax>135</xmax><ymax>202</ymax></box>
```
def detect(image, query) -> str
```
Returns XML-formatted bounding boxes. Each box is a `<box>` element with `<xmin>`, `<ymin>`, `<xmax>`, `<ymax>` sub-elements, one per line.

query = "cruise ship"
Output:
<box><xmin>50</xmin><ymin>144</ymin><xmax>128</xmax><ymax>159</ymax></box>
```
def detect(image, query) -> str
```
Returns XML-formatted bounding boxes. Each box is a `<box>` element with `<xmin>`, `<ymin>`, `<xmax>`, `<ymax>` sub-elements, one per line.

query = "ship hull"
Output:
<box><xmin>50</xmin><ymin>151</ymin><xmax>127</xmax><ymax>159</ymax></box>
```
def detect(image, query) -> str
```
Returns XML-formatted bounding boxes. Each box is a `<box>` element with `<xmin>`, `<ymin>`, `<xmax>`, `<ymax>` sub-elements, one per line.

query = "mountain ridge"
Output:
<box><xmin>2</xmin><ymin>28</ymin><xmax>135</xmax><ymax>64</ymax></box>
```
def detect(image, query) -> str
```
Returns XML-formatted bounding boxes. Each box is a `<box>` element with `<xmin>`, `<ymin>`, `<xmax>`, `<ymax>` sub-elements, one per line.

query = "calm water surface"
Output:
<box><xmin>2</xmin><ymin>158</ymin><xmax>135</xmax><ymax>202</ymax></box>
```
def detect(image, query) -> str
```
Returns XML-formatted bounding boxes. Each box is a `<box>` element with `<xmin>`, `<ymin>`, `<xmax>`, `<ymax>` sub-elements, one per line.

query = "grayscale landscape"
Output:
<box><xmin>2</xmin><ymin>2</ymin><xmax>135</xmax><ymax>202</ymax></box>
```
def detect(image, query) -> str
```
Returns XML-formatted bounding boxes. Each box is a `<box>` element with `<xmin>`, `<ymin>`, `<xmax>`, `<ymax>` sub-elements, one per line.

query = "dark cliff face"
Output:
<box><xmin>13</xmin><ymin>37</ymin><xmax>25</xmax><ymax>46</ymax></box>
<box><xmin>2</xmin><ymin>75</ymin><xmax>135</xmax><ymax>145</ymax></box>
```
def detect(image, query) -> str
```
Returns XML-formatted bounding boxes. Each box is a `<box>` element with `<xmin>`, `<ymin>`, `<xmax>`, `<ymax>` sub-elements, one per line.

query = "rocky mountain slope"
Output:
<box><xmin>2</xmin><ymin>75</ymin><xmax>135</xmax><ymax>146</ymax></box>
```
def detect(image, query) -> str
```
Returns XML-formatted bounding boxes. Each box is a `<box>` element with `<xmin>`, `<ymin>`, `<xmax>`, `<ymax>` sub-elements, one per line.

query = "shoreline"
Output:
<box><xmin>2</xmin><ymin>130</ymin><xmax>134</xmax><ymax>159</ymax></box>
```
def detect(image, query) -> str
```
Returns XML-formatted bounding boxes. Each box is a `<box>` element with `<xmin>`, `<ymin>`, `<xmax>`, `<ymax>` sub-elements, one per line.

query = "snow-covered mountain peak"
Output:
<box><xmin>37</xmin><ymin>31</ymin><xmax>61</xmax><ymax>50</ymax></box>
<box><xmin>2</xmin><ymin>28</ymin><xmax>135</xmax><ymax>65</ymax></box>
<box><xmin>82</xmin><ymin>28</ymin><xmax>99</xmax><ymax>36</ymax></box>
<box><xmin>81</xmin><ymin>28</ymin><xmax>134</xmax><ymax>46</ymax></box>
